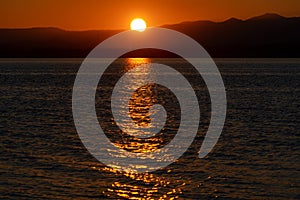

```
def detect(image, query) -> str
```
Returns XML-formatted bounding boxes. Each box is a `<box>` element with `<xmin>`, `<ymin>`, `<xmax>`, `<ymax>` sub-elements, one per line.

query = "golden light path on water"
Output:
<box><xmin>97</xmin><ymin>166</ymin><xmax>184</xmax><ymax>199</ymax></box>
<box><xmin>95</xmin><ymin>58</ymin><xmax>185</xmax><ymax>199</ymax></box>
<box><xmin>111</xmin><ymin>58</ymin><xmax>167</xmax><ymax>154</ymax></box>
<box><xmin>126</xmin><ymin>58</ymin><xmax>151</xmax><ymax>70</ymax></box>
<box><xmin>84</xmin><ymin>58</ymin><xmax>215</xmax><ymax>199</ymax></box>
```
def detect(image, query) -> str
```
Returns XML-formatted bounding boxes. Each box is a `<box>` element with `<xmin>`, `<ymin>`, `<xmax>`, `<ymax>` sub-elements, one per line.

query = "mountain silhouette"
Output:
<box><xmin>0</xmin><ymin>13</ymin><xmax>299</xmax><ymax>58</ymax></box>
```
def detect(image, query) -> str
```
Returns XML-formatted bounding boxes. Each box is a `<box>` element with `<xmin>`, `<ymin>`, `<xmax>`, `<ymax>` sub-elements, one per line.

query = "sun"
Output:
<box><xmin>130</xmin><ymin>18</ymin><xmax>147</xmax><ymax>32</ymax></box>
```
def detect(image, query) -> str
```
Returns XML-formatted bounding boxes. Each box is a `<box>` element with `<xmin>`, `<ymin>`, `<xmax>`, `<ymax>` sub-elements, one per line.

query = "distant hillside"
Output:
<box><xmin>0</xmin><ymin>13</ymin><xmax>299</xmax><ymax>58</ymax></box>
<box><xmin>162</xmin><ymin>13</ymin><xmax>300</xmax><ymax>57</ymax></box>
<box><xmin>0</xmin><ymin>28</ymin><xmax>121</xmax><ymax>57</ymax></box>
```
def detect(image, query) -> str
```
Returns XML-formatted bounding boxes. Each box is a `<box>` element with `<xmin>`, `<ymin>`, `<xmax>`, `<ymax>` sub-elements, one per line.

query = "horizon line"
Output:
<box><xmin>0</xmin><ymin>13</ymin><xmax>299</xmax><ymax>32</ymax></box>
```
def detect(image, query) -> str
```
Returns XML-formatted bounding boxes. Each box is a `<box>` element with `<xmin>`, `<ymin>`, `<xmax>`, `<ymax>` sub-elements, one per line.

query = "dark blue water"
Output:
<box><xmin>1</xmin><ymin>58</ymin><xmax>299</xmax><ymax>199</ymax></box>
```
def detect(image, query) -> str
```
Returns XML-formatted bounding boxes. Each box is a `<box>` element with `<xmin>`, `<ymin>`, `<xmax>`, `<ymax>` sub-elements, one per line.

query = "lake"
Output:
<box><xmin>1</xmin><ymin>58</ymin><xmax>299</xmax><ymax>199</ymax></box>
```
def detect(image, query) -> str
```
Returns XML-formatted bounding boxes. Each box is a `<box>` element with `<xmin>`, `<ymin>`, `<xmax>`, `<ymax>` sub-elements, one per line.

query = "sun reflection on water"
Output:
<box><xmin>93</xmin><ymin>58</ymin><xmax>190</xmax><ymax>198</ymax></box>
<box><xmin>93</xmin><ymin>166</ymin><xmax>185</xmax><ymax>199</ymax></box>
<box><xmin>109</xmin><ymin>57</ymin><xmax>177</xmax><ymax>154</ymax></box>
<box><xmin>125</xmin><ymin>58</ymin><xmax>152</xmax><ymax>71</ymax></box>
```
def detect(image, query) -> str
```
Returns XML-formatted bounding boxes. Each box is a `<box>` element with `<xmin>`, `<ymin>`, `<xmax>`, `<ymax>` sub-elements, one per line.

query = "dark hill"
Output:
<box><xmin>0</xmin><ymin>13</ymin><xmax>299</xmax><ymax>58</ymax></box>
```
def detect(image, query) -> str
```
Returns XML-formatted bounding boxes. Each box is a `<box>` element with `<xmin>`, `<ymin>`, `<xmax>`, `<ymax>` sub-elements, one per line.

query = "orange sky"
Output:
<box><xmin>0</xmin><ymin>0</ymin><xmax>299</xmax><ymax>30</ymax></box>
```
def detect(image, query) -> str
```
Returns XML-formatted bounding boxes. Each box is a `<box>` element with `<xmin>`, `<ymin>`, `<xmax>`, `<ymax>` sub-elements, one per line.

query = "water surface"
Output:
<box><xmin>1</xmin><ymin>58</ymin><xmax>299</xmax><ymax>199</ymax></box>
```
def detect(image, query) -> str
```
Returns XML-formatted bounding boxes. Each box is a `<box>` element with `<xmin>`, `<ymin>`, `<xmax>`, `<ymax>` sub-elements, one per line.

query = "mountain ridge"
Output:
<box><xmin>0</xmin><ymin>13</ymin><xmax>299</xmax><ymax>58</ymax></box>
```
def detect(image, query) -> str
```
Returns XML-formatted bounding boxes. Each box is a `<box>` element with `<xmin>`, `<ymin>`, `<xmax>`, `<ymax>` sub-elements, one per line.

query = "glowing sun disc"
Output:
<box><xmin>130</xmin><ymin>18</ymin><xmax>147</xmax><ymax>32</ymax></box>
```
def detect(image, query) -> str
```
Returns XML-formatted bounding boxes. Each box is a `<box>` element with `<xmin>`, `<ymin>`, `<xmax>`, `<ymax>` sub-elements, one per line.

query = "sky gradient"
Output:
<box><xmin>1</xmin><ymin>0</ymin><xmax>300</xmax><ymax>30</ymax></box>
